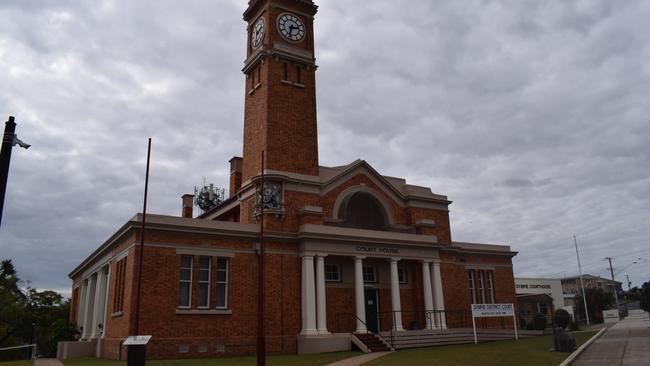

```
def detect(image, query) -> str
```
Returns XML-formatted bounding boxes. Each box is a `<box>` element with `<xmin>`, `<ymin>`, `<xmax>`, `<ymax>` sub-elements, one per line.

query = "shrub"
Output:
<box><xmin>533</xmin><ymin>312</ymin><xmax>547</xmax><ymax>330</ymax></box>
<box><xmin>553</xmin><ymin>309</ymin><xmax>571</xmax><ymax>329</ymax></box>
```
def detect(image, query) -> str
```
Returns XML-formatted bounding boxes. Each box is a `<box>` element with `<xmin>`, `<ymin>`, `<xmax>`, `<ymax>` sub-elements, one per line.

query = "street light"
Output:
<box><xmin>615</xmin><ymin>261</ymin><xmax>638</xmax><ymax>277</ymax></box>
<box><xmin>637</xmin><ymin>257</ymin><xmax>650</xmax><ymax>264</ymax></box>
<box><xmin>0</xmin><ymin>116</ymin><xmax>31</xmax><ymax>228</ymax></box>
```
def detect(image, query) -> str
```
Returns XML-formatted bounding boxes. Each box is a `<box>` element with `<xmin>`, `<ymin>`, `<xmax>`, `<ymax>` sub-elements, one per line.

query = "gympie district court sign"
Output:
<box><xmin>470</xmin><ymin>303</ymin><xmax>517</xmax><ymax>344</ymax></box>
<box><xmin>471</xmin><ymin>303</ymin><xmax>515</xmax><ymax>317</ymax></box>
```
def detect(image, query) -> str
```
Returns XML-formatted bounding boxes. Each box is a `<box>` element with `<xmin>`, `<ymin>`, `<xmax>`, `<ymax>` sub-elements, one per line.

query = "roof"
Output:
<box><xmin>561</xmin><ymin>274</ymin><xmax>622</xmax><ymax>285</ymax></box>
<box><xmin>200</xmin><ymin>159</ymin><xmax>452</xmax><ymax>220</ymax></box>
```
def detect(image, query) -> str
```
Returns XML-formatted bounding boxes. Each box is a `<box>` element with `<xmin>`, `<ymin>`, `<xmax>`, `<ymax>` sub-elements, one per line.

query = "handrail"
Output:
<box><xmin>0</xmin><ymin>343</ymin><xmax>37</xmax><ymax>366</ymax></box>
<box><xmin>335</xmin><ymin>313</ymin><xmax>372</xmax><ymax>334</ymax></box>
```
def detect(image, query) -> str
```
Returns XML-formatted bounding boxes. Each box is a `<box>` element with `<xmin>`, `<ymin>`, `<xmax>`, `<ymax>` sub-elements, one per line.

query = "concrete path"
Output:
<box><xmin>35</xmin><ymin>359</ymin><xmax>64</xmax><ymax>366</ymax></box>
<box><xmin>325</xmin><ymin>351</ymin><xmax>391</xmax><ymax>366</ymax></box>
<box><xmin>573</xmin><ymin>309</ymin><xmax>650</xmax><ymax>366</ymax></box>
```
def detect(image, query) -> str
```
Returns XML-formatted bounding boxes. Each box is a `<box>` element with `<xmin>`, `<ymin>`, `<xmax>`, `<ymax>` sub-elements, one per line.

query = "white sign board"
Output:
<box><xmin>123</xmin><ymin>335</ymin><xmax>152</xmax><ymax>346</ymax></box>
<box><xmin>470</xmin><ymin>303</ymin><xmax>517</xmax><ymax>344</ymax></box>
<box><xmin>471</xmin><ymin>303</ymin><xmax>515</xmax><ymax>318</ymax></box>
<box><xmin>603</xmin><ymin>309</ymin><xmax>619</xmax><ymax>324</ymax></box>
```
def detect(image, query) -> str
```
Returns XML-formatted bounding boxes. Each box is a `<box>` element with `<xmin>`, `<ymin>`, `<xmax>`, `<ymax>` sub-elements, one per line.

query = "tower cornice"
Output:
<box><xmin>244</xmin><ymin>0</ymin><xmax>318</xmax><ymax>20</ymax></box>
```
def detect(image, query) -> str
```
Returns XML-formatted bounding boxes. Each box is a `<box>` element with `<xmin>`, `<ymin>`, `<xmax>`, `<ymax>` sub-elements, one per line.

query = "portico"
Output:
<box><xmin>298</xmin><ymin>224</ymin><xmax>448</xmax><ymax>336</ymax></box>
<box><xmin>75</xmin><ymin>264</ymin><xmax>110</xmax><ymax>342</ymax></box>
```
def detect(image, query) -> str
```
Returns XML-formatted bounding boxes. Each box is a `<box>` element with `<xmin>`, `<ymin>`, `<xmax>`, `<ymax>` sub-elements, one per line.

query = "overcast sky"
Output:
<box><xmin>1</xmin><ymin>0</ymin><xmax>648</xmax><ymax>296</ymax></box>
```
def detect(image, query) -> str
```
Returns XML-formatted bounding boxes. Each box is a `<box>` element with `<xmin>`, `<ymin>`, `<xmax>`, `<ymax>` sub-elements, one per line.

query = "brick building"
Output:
<box><xmin>67</xmin><ymin>0</ymin><xmax>519</xmax><ymax>360</ymax></box>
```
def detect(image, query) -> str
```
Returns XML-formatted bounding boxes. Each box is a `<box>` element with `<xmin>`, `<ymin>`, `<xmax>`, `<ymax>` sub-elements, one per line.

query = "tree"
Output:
<box><xmin>0</xmin><ymin>259</ymin><xmax>79</xmax><ymax>359</ymax></box>
<box><xmin>639</xmin><ymin>282</ymin><xmax>650</xmax><ymax>313</ymax></box>
<box><xmin>574</xmin><ymin>287</ymin><xmax>615</xmax><ymax>323</ymax></box>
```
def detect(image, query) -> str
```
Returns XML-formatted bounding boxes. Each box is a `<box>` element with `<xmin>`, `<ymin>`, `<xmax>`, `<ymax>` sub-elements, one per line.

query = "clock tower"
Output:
<box><xmin>241</xmin><ymin>0</ymin><xmax>319</xmax><ymax>183</ymax></box>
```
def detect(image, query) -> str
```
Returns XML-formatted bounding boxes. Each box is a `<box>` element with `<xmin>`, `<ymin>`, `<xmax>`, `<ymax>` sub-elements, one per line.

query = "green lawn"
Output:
<box><xmin>363</xmin><ymin>331</ymin><xmax>597</xmax><ymax>366</ymax></box>
<box><xmin>63</xmin><ymin>351</ymin><xmax>359</xmax><ymax>366</ymax></box>
<box><xmin>0</xmin><ymin>361</ymin><xmax>31</xmax><ymax>366</ymax></box>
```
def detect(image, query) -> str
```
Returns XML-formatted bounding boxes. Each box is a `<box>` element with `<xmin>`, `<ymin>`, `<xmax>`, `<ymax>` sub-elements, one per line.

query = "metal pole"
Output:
<box><xmin>606</xmin><ymin>257</ymin><xmax>621</xmax><ymax>318</ymax></box>
<box><xmin>256</xmin><ymin>150</ymin><xmax>266</xmax><ymax>366</ymax></box>
<box><xmin>133</xmin><ymin>138</ymin><xmax>152</xmax><ymax>336</ymax></box>
<box><xmin>573</xmin><ymin>235</ymin><xmax>590</xmax><ymax>326</ymax></box>
<box><xmin>0</xmin><ymin>116</ymin><xmax>17</xmax><ymax>228</ymax></box>
<box><xmin>472</xmin><ymin>313</ymin><xmax>477</xmax><ymax>344</ymax></box>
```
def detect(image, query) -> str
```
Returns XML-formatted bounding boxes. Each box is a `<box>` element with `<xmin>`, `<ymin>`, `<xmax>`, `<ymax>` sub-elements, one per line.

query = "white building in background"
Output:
<box><xmin>514</xmin><ymin>277</ymin><xmax>565</xmax><ymax>310</ymax></box>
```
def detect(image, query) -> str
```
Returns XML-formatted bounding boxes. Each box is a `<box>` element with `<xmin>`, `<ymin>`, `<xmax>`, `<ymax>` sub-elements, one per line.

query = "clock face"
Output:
<box><xmin>251</xmin><ymin>17</ymin><xmax>265</xmax><ymax>49</ymax></box>
<box><xmin>277</xmin><ymin>13</ymin><xmax>305</xmax><ymax>42</ymax></box>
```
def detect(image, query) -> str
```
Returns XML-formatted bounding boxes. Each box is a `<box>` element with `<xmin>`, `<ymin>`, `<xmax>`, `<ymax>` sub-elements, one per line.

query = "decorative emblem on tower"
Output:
<box><xmin>257</xmin><ymin>181</ymin><xmax>283</xmax><ymax>210</ymax></box>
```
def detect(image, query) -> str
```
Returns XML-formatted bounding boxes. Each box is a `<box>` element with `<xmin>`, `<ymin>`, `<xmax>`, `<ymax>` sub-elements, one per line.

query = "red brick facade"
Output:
<box><xmin>68</xmin><ymin>0</ymin><xmax>519</xmax><ymax>360</ymax></box>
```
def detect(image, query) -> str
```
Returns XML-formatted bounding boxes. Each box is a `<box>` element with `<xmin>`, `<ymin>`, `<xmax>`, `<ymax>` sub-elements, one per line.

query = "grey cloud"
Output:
<box><xmin>1</xmin><ymin>0</ymin><xmax>649</xmax><ymax>293</ymax></box>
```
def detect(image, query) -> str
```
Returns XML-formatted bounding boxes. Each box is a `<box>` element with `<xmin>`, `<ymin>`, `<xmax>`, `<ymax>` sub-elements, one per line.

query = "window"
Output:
<box><xmin>178</xmin><ymin>255</ymin><xmax>229</xmax><ymax>310</ymax></box>
<box><xmin>216</xmin><ymin>258</ymin><xmax>229</xmax><ymax>309</ymax></box>
<box><xmin>338</xmin><ymin>192</ymin><xmax>389</xmax><ymax>230</ymax></box>
<box><xmin>468</xmin><ymin>270</ymin><xmax>476</xmax><ymax>304</ymax></box>
<box><xmin>477</xmin><ymin>271</ymin><xmax>485</xmax><ymax>303</ymax></box>
<box><xmin>539</xmin><ymin>302</ymin><xmax>548</xmax><ymax>315</ymax></box>
<box><xmin>398</xmin><ymin>267</ymin><xmax>408</xmax><ymax>284</ymax></box>
<box><xmin>362</xmin><ymin>266</ymin><xmax>376</xmax><ymax>283</ymax></box>
<box><xmin>282</xmin><ymin>63</ymin><xmax>288</xmax><ymax>81</ymax></box>
<box><xmin>486</xmin><ymin>271</ymin><xmax>495</xmax><ymax>304</ymax></box>
<box><xmin>324</xmin><ymin>264</ymin><xmax>341</xmax><ymax>282</ymax></box>
<box><xmin>179</xmin><ymin>255</ymin><xmax>193</xmax><ymax>308</ymax></box>
<box><xmin>197</xmin><ymin>256</ymin><xmax>210</xmax><ymax>308</ymax></box>
<box><xmin>113</xmin><ymin>257</ymin><xmax>127</xmax><ymax>313</ymax></box>
<box><xmin>296</xmin><ymin>65</ymin><xmax>302</xmax><ymax>84</ymax></box>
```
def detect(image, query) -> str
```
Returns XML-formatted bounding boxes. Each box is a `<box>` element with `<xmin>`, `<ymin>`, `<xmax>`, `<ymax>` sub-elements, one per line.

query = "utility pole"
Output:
<box><xmin>0</xmin><ymin>116</ymin><xmax>30</xmax><ymax>228</ymax></box>
<box><xmin>573</xmin><ymin>235</ymin><xmax>590</xmax><ymax>326</ymax></box>
<box><xmin>626</xmin><ymin>274</ymin><xmax>631</xmax><ymax>291</ymax></box>
<box><xmin>605</xmin><ymin>257</ymin><xmax>621</xmax><ymax>317</ymax></box>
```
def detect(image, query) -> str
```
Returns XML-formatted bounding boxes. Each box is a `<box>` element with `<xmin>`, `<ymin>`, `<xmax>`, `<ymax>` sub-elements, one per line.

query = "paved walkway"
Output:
<box><xmin>573</xmin><ymin>309</ymin><xmax>650</xmax><ymax>366</ymax></box>
<box><xmin>35</xmin><ymin>359</ymin><xmax>63</xmax><ymax>366</ymax></box>
<box><xmin>325</xmin><ymin>351</ymin><xmax>391</xmax><ymax>366</ymax></box>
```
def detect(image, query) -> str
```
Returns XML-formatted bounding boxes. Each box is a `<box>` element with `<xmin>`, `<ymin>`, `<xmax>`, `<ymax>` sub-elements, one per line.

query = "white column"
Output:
<box><xmin>76</xmin><ymin>281</ymin><xmax>88</xmax><ymax>333</ymax></box>
<box><xmin>390</xmin><ymin>258</ymin><xmax>404</xmax><ymax>331</ymax></box>
<box><xmin>421</xmin><ymin>260</ymin><xmax>435</xmax><ymax>329</ymax></box>
<box><xmin>315</xmin><ymin>255</ymin><xmax>329</xmax><ymax>334</ymax></box>
<box><xmin>300</xmin><ymin>255</ymin><xmax>318</xmax><ymax>335</ymax></box>
<box><xmin>82</xmin><ymin>274</ymin><xmax>97</xmax><ymax>339</ymax></box>
<box><xmin>91</xmin><ymin>267</ymin><xmax>109</xmax><ymax>338</ymax></box>
<box><xmin>432</xmin><ymin>260</ymin><xmax>447</xmax><ymax>329</ymax></box>
<box><xmin>101</xmin><ymin>266</ymin><xmax>110</xmax><ymax>339</ymax></box>
<box><xmin>90</xmin><ymin>270</ymin><xmax>104</xmax><ymax>338</ymax></box>
<box><xmin>354</xmin><ymin>256</ymin><xmax>367</xmax><ymax>333</ymax></box>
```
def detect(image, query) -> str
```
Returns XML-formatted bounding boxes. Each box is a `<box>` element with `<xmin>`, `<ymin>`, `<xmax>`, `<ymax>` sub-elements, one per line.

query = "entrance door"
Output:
<box><xmin>364</xmin><ymin>289</ymin><xmax>379</xmax><ymax>333</ymax></box>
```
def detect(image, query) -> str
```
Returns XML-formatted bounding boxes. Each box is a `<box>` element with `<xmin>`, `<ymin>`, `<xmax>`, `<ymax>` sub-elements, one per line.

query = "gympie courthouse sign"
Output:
<box><xmin>471</xmin><ymin>303</ymin><xmax>515</xmax><ymax>317</ymax></box>
<box><xmin>470</xmin><ymin>303</ymin><xmax>517</xmax><ymax>344</ymax></box>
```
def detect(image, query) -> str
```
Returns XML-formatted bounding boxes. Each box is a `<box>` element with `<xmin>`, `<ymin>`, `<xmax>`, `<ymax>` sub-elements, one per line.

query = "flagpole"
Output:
<box><xmin>134</xmin><ymin>138</ymin><xmax>152</xmax><ymax>336</ymax></box>
<box><xmin>257</xmin><ymin>150</ymin><xmax>266</xmax><ymax>366</ymax></box>
<box><xmin>573</xmin><ymin>235</ymin><xmax>590</xmax><ymax>327</ymax></box>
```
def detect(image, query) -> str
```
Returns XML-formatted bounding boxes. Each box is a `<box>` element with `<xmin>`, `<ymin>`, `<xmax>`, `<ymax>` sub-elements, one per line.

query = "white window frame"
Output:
<box><xmin>216</xmin><ymin>258</ymin><xmax>229</xmax><ymax>309</ymax></box>
<box><xmin>324</xmin><ymin>264</ymin><xmax>341</xmax><ymax>282</ymax></box>
<box><xmin>486</xmin><ymin>271</ymin><xmax>495</xmax><ymax>304</ymax></box>
<box><xmin>477</xmin><ymin>270</ymin><xmax>485</xmax><ymax>304</ymax></box>
<box><xmin>179</xmin><ymin>255</ymin><xmax>193</xmax><ymax>309</ymax></box>
<box><xmin>197</xmin><ymin>256</ymin><xmax>211</xmax><ymax>308</ymax></box>
<box><xmin>397</xmin><ymin>267</ymin><xmax>408</xmax><ymax>284</ymax></box>
<box><xmin>363</xmin><ymin>266</ymin><xmax>377</xmax><ymax>283</ymax></box>
<box><xmin>469</xmin><ymin>270</ymin><xmax>476</xmax><ymax>304</ymax></box>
